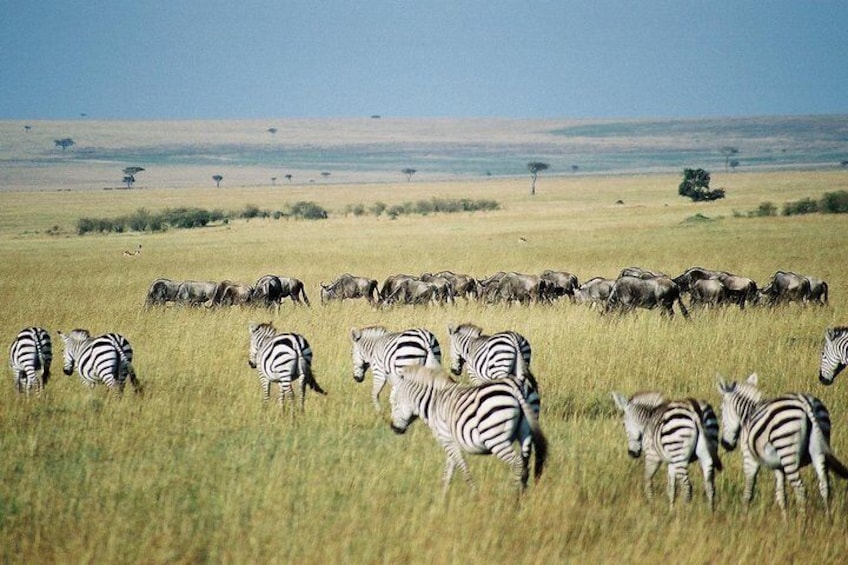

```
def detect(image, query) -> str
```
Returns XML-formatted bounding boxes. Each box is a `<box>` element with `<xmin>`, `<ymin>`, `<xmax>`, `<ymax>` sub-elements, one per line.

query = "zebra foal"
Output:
<box><xmin>389</xmin><ymin>365</ymin><xmax>547</xmax><ymax>495</ymax></box>
<box><xmin>9</xmin><ymin>326</ymin><xmax>52</xmax><ymax>393</ymax></box>
<box><xmin>717</xmin><ymin>373</ymin><xmax>848</xmax><ymax>516</ymax></box>
<box><xmin>349</xmin><ymin>325</ymin><xmax>441</xmax><ymax>412</ymax></box>
<box><xmin>248</xmin><ymin>322</ymin><xmax>326</xmax><ymax>410</ymax></box>
<box><xmin>819</xmin><ymin>326</ymin><xmax>848</xmax><ymax>385</ymax></box>
<box><xmin>611</xmin><ymin>391</ymin><xmax>722</xmax><ymax>510</ymax></box>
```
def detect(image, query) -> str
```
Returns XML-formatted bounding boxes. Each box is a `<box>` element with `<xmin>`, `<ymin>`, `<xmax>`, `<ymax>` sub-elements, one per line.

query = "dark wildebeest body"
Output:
<box><xmin>540</xmin><ymin>270</ymin><xmax>579</xmax><ymax>301</ymax></box>
<box><xmin>145</xmin><ymin>278</ymin><xmax>181</xmax><ymax>307</ymax></box>
<box><xmin>320</xmin><ymin>274</ymin><xmax>379</xmax><ymax>304</ymax></box>
<box><xmin>674</xmin><ymin>267</ymin><xmax>756</xmax><ymax>309</ymax></box>
<box><xmin>277</xmin><ymin>276</ymin><xmax>310</xmax><ymax>305</ymax></box>
<box><xmin>759</xmin><ymin>271</ymin><xmax>811</xmax><ymax>306</ymax></box>
<box><xmin>209</xmin><ymin>280</ymin><xmax>253</xmax><ymax>307</ymax></box>
<box><xmin>176</xmin><ymin>280</ymin><xmax>219</xmax><ymax>307</ymax></box>
<box><xmin>491</xmin><ymin>273</ymin><xmax>547</xmax><ymax>305</ymax></box>
<box><xmin>418</xmin><ymin>273</ymin><xmax>455</xmax><ymax>304</ymax></box>
<box><xmin>690</xmin><ymin>278</ymin><xmax>729</xmax><ymax>308</ymax></box>
<box><xmin>574</xmin><ymin>277</ymin><xmax>615</xmax><ymax>308</ymax></box>
<box><xmin>432</xmin><ymin>271</ymin><xmax>478</xmax><ymax>300</ymax></box>
<box><xmin>620</xmin><ymin>266</ymin><xmax>669</xmax><ymax>280</ymax></box>
<box><xmin>605</xmin><ymin>276</ymin><xmax>689</xmax><ymax>318</ymax></box>
<box><xmin>380</xmin><ymin>274</ymin><xmax>417</xmax><ymax>304</ymax></box>
<box><xmin>252</xmin><ymin>275</ymin><xmax>285</xmax><ymax>308</ymax></box>
<box><xmin>804</xmin><ymin>276</ymin><xmax>828</xmax><ymax>305</ymax></box>
<box><xmin>385</xmin><ymin>279</ymin><xmax>442</xmax><ymax>306</ymax></box>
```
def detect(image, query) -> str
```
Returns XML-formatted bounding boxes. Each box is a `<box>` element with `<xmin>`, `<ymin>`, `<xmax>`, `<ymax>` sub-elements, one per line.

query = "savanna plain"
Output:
<box><xmin>1</xmin><ymin>169</ymin><xmax>848</xmax><ymax>563</ymax></box>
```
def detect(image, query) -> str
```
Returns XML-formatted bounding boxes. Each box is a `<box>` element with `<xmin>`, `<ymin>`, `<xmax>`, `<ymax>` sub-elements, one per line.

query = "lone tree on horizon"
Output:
<box><xmin>678</xmin><ymin>168</ymin><xmax>726</xmax><ymax>201</ymax></box>
<box><xmin>213</xmin><ymin>174</ymin><xmax>223</xmax><ymax>188</ymax></box>
<box><xmin>720</xmin><ymin>146</ymin><xmax>739</xmax><ymax>172</ymax></box>
<box><xmin>527</xmin><ymin>161</ymin><xmax>549</xmax><ymax>195</ymax></box>
<box><xmin>122</xmin><ymin>166</ymin><xmax>145</xmax><ymax>188</ymax></box>
<box><xmin>402</xmin><ymin>168</ymin><xmax>417</xmax><ymax>182</ymax></box>
<box><xmin>54</xmin><ymin>138</ymin><xmax>75</xmax><ymax>151</ymax></box>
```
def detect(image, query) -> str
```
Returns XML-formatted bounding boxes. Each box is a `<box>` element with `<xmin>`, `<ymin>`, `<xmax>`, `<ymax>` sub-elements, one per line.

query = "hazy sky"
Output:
<box><xmin>2</xmin><ymin>1</ymin><xmax>846</xmax><ymax>120</ymax></box>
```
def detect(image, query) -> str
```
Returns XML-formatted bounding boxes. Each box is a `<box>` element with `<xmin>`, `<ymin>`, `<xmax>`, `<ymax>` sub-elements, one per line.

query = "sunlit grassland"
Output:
<box><xmin>1</xmin><ymin>171</ymin><xmax>848</xmax><ymax>563</ymax></box>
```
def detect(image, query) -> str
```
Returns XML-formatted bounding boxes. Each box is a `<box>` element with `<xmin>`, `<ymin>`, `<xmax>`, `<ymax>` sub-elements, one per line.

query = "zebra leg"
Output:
<box><xmin>774</xmin><ymin>470</ymin><xmax>788</xmax><ymax>518</ymax></box>
<box><xmin>443</xmin><ymin>445</ymin><xmax>473</xmax><ymax>493</ymax></box>
<box><xmin>785</xmin><ymin>467</ymin><xmax>807</xmax><ymax>514</ymax></box>
<box><xmin>699</xmin><ymin>458</ymin><xmax>716</xmax><ymax>511</ymax></box>
<box><xmin>742</xmin><ymin>453</ymin><xmax>760</xmax><ymax>505</ymax></box>
<box><xmin>261</xmin><ymin>377</ymin><xmax>271</xmax><ymax>402</ymax></box>
<box><xmin>371</xmin><ymin>373</ymin><xmax>386</xmax><ymax>412</ymax></box>
<box><xmin>643</xmin><ymin>455</ymin><xmax>661</xmax><ymax>501</ymax></box>
<box><xmin>811</xmin><ymin>453</ymin><xmax>831</xmax><ymax>515</ymax></box>
<box><xmin>299</xmin><ymin>376</ymin><xmax>307</xmax><ymax>411</ymax></box>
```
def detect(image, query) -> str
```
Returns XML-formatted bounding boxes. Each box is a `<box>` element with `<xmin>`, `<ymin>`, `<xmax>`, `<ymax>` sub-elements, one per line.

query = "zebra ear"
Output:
<box><xmin>248</xmin><ymin>323</ymin><xmax>258</xmax><ymax>333</ymax></box>
<box><xmin>611</xmin><ymin>392</ymin><xmax>628</xmax><ymax>412</ymax></box>
<box><xmin>826</xmin><ymin>328</ymin><xmax>838</xmax><ymax>341</ymax></box>
<box><xmin>350</xmin><ymin>328</ymin><xmax>361</xmax><ymax>342</ymax></box>
<box><xmin>447</xmin><ymin>324</ymin><xmax>456</xmax><ymax>335</ymax></box>
<box><xmin>747</xmin><ymin>373</ymin><xmax>758</xmax><ymax>386</ymax></box>
<box><xmin>716</xmin><ymin>375</ymin><xmax>731</xmax><ymax>394</ymax></box>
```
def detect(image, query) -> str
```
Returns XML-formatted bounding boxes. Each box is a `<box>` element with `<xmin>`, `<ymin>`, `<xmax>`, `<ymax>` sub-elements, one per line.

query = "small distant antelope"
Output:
<box><xmin>123</xmin><ymin>244</ymin><xmax>142</xmax><ymax>257</ymax></box>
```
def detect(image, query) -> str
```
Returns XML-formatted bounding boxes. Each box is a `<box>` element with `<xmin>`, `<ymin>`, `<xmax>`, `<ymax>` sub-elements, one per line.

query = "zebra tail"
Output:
<box><xmin>517</xmin><ymin>389</ymin><xmax>547</xmax><ymax>482</ymax></box>
<box><xmin>691</xmin><ymin>400</ymin><xmax>723</xmax><ymax>472</ymax></box>
<box><xmin>826</xmin><ymin>452</ymin><xmax>848</xmax><ymax>479</ymax></box>
<box><xmin>301</xmin><ymin>358</ymin><xmax>327</xmax><ymax>395</ymax></box>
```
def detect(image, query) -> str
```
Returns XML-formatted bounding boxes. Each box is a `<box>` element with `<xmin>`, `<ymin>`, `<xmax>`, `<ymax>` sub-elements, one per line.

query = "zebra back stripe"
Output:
<box><xmin>9</xmin><ymin>326</ymin><xmax>53</xmax><ymax>392</ymax></box>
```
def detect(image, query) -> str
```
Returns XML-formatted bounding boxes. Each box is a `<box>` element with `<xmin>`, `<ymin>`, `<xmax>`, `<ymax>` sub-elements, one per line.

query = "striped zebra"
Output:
<box><xmin>819</xmin><ymin>326</ymin><xmax>848</xmax><ymax>385</ymax></box>
<box><xmin>611</xmin><ymin>391</ymin><xmax>722</xmax><ymax>510</ymax></box>
<box><xmin>349</xmin><ymin>326</ymin><xmax>442</xmax><ymax>412</ymax></box>
<box><xmin>9</xmin><ymin>326</ymin><xmax>53</xmax><ymax>393</ymax></box>
<box><xmin>389</xmin><ymin>365</ymin><xmax>547</xmax><ymax>495</ymax></box>
<box><xmin>717</xmin><ymin>373</ymin><xmax>848</xmax><ymax>516</ymax></box>
<box><xmin>248</xmin><ymin>322</ymin><xmax>326</xmax><ymax>409</ymax></box>
<box><xmin>58</xmin><ymin>329</ymin><xmax>141</xmax><ymax>393</ymax></box>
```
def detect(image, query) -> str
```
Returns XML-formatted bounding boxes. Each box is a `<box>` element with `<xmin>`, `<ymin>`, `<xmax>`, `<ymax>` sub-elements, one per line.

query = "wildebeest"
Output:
<box><xmin>689</xmin><ymin>278</ymin><xmax>729</xmax><ymax>308</ymax></box>
<box><xmin>620</xmin><ymin>266</ymin><xmax>668</xmax><ymax>280</ymax></box>
<box><xmin>804</xmin><ymin>276</ymin><xmax>828</xmax><ymax>306</ymax></box>
<box><xmin>209</xmin><ymin>280</ymin><xmax>253</xmax><ymax>307</ymax></box>
<box><xmin>480</xmin><ymin>272</ymin><xmax>548</xmax><ymax>304</ymax></box>
<box><xmin>252</xmin><ymin>274</ymin><xmax>284</xmax><ymax>308</ymax></box>
<box><xmin>145</xmin><ymin>278</ymin><xmax>181</xmax><ymax>307</ymax></box>
<box><xmin>758</xmin><ymin>271</ymin><xmax>811</xmax><ymax>306</ymax></box>
<box><xmin>605</xmin><ymin>276</ymin><xmax>689</xmax><ymax>318</ymax></box>
<box><xmin>379</xmin><ymin>274</ymin><xmax>418</xmax><ymax>304</ymax></box>
<box><xmin>430</xmin><ymin>271</ymin><xmax>478</xmax><ymax>300</ymax></box>
<box><xmin>574</xmin><ymin>277</ymin><xmax>615</xmax><ymax>308</ymax></box>
<box><xmin>418</xmin><ymin>273</ymin><xmax>455</xmax><ymax>304</ymax></box>
<box><xmin>540</xmin><ymin>269</ymin><xmax>579</xmax><ymax>300</ymax></box>
<box><xmin>382</xmin><ymin>278</ymin><xmax>444</xmax><ymax>306</ymax></box>
<box><xmin>176</xmin><ymin>280</ymin><xmax>219</xmax><ymax>307</ymax></box>
<box><xmin>320</xmin><ymin>274</ymin><xmax>379</xmax><ymax>304</ymax></box>
<box><xmin>673</xmin><ymin>267</ymin><xmax>756</xmax><ymax>309</ymax></box>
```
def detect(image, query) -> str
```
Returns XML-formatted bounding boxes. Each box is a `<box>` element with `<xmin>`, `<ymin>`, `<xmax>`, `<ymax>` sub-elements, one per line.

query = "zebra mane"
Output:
<box><xmin>729</xmin><ymin>380</ymin><xmax>764</xmax><ymax>405</ymax></box>
<box><xmin>828</xmin><ymin>326</ymin><xmax>848</xmax><ymax>338</ymax></box>
<box><xmin>359</xmin><ymin>325</ymin><xmax>390</xmax><ymax>339</ymax></box>
<box><xmin>399</xmin><ymin>365</ymin><xmax>457</xmax><ymax>390</ymax></box>
<box><xmin>628</xmin><ymin>391</ymin><xmax>666</xmax><ymax>409</ymax></box>
<box><xmin>249</xmin><ymin>322</ymin><xmax>276</xmax><ymax>335</ymax></box>
<box><xmin>67</xmin><ymin>328</ymin><xmax>92</xmax><ymax>340</ymax></box>
<box><xmin>456</xmin><ymin>323</ymin><xmax>483</xmax><ymax>337</ymax></box>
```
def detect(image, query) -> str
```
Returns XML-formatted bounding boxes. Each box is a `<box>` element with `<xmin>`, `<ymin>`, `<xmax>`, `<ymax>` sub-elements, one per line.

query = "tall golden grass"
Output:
<box><xmin>1</xmin><ymin>171</ymin><xmax>847</xmax><ymax>563</ymax></box>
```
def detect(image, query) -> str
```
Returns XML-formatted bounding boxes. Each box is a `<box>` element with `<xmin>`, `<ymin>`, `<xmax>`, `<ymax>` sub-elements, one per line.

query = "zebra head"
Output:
<box><xmin>447</xmin><ymin>323</ymin><xmax>479</xmax><ymax>376</ymax></box>
<box><xmin>389</xmin><ymin>366</ymin><xmax>430</xmax><ymax>434</ymax></box>
<box><xmin>57</xmin><ymin>329</ymin><xmax>89</xmax><ymax>376</ymax></box>
<box><xmin>248</xmin><ymin>322</ymin><xmax>275</xmax><ymax>369</ymax></box>
<box><xmin>349</xmin><ymin>327</ymin><xmax>370</xmax><ymax>382</ymax></box>
<box><xmin>716</xmin><ymin>373</ymin><xmax>760</xmax><ymax>451</ymax></box>
<box><xmin>819</xmin><ymin>327</ymin><xmax>848</xmax><ymax>386</ymax></box>
<box><xmin>612</xmin><ymin>391</ymin><xmax>661</xmax><ymax>459</ymax></box>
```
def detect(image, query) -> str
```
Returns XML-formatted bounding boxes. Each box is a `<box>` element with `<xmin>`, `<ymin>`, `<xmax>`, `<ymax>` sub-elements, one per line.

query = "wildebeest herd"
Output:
<box><xmin>8</xmin><ymin>263</ymin><xmax>844</xmax><ymax>512</ymax></box>
<box><xmin>145</xmin><ymin>267</ymin><xmax>828</xmax><ymax>316</ymax></box>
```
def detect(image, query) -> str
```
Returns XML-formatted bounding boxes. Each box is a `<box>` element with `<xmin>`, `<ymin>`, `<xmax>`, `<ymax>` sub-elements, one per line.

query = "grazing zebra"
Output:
<box><xmin>9</xmin><ymin>326</ymin><xmax>52</xmax><ymax>393</ymax></box>
<box><xmin>248</xmin><ymin>323</ymin><xmax>326</xmax><ymax>409</ymax></box>
<box><xmin>717</xmin><ymin>373</ymin><xmax>848</xmax><ymax>516</ymax></box>
<box><xmin>611</xmin><ymin>391</ymin><xmax>722</xmax><ymax>510</ymax></box>
<box><xmin>389</xmin><ymin>365</ymin><xmax>547</xmax><ymax>495</ymax></box>
<box><xmin>819</xmin><ymin>327</ymin><xmax>848</xmax><ymax>385</ymax></box>
<box><xmin>58</xmin><ymin>329</ymin><xmax>141</xmax><ymax>393</ymax></box>
<box><xmin>349</xmin><ymin>326</ymin><xmax>442</xmax><ymax>411</ymax></box>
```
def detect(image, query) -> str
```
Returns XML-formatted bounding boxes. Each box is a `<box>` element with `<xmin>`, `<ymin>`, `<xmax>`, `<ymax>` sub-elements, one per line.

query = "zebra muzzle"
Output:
<box><xmin>390</xmin><ymin>424</ymin><xmax>407</xmax><ymax>435</ymax></box>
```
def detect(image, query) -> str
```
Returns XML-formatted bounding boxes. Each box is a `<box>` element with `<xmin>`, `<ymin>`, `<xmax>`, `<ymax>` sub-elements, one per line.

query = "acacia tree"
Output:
<box><xmin>527</xmin><ymin>162</ymin><xmax>549</xmax><ymax>195</ymax></box>
<box><xmin>678</xmin><ymin>168</ymin><xmax>726</xmax><ymax>201</ymax></box>
<box><xmin>54</xmin><ymin>138</ymin><xmax>75</xmax><ymax>151</ymax></box>
<box><xmin>122</xmin><ymin>166</ymin><xmax>145</xmax><ymax>188</ymax></box>
<box><xmin>720</xmin><ymin>146</ymin><xmax>739</xmax><ymax>172</ymax></box>
<box><xmin>402</xmin><ymin>168</ymin><xmax>417</xmax><ymax>182</ymax></box>
<box><xmin>213</xmin><ymin>174</ymin><xmax>223</xmax><ymax>188</ymax></box>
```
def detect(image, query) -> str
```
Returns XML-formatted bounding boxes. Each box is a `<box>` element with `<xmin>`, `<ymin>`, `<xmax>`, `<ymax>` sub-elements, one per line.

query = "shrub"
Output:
<box><xmin>753</xmin><ymin>202</ymin><xmax>777</xmax><ymax>217</ymax></box>
<box><xmin>820</xmin><ymin>190</ymin><xmax>848</xmax><ymax>213</ymax></box>
<box><xmin>782</xmin><ymin>197</ymin><xmax>819</xmax><ymax>216</ymax></box>
<box><xmin>370</xmin><ymin>202</ymin><xmax>387</xmax><ymax>216</ymax></box>
<box><xmin>287</xmin><ymin>201</ymin><xmax>328</xmax><ymax>220</ymax></box>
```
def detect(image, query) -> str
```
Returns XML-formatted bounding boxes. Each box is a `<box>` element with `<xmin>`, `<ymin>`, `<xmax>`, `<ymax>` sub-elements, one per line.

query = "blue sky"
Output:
<box><xmin>1</xmin><ymin>1</ymin><xmax>846</xmax><ymax>120</ymax></box>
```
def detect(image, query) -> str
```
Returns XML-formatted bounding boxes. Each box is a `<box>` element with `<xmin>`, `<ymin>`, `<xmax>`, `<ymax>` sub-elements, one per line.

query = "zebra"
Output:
<box><xmin>248</xmin><ymin>322</ymin><xmax>326</xmax><ymax>409</ymax></box>
<box><xmin>717</xmin><ymin>373</ymin><xmax>848</xmax><ymax>516</ymax></box>
<box><xmin>349</xmin><ymin>326</ymin><xmax>442</xmax><ymax>412</ymax></box>
<box><xmin>389</xmin><ymin>365</ymin><xmax>547</xmax><ymax>495</ymax></box>
<box><xmin>58</xmin><ymin>329</ymin><xmax>141</xmax><ymax>393</ymax></box>
<box><xmin>9</xmin><ymin>326</ymin><xmax>53</xmax><ymax>393</ymax></box>
<box><xmin>819</xmin><ymin>326</ymin><xmax>848</xmax><ymax>385</ymax></box>
<box><xmin>611</xmin><ymin>391</ymin><xmax>723</xmax><ymax>510</ymax></box>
